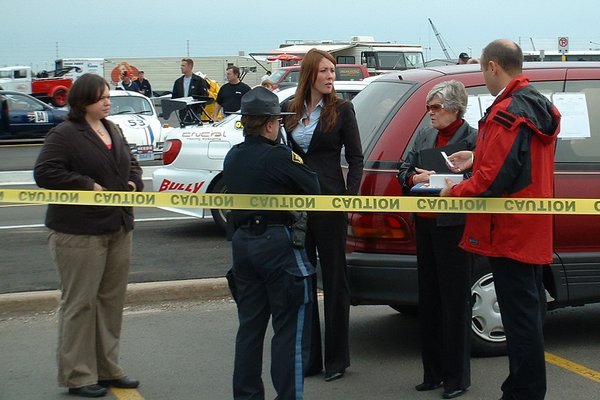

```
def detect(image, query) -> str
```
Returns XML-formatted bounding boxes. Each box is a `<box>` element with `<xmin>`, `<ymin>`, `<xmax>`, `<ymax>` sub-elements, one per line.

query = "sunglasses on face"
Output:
<box><xmin>426</xmin><ymin>103</ymin><xmax>445</xmax><ymax>112</ymax></box>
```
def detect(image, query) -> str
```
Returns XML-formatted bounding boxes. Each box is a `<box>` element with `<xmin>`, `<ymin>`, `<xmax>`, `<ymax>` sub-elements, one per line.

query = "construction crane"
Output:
<box><xmin>428</xmin><ymin>18</ymin><xmax>450</xmax><ymax>59</ymax></box>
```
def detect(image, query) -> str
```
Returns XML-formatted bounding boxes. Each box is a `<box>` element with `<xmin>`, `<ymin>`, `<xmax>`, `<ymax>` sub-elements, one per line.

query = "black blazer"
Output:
<box><xmin>397</xmin><ymin>121</ymin><xmax>477</xmax><ymax>226</ymax></box>
<box><xmin>287</xmin><ymin>100</ymin><xmax>363</xmax><ymax>195</ymax></box>
<box><xmin>171</xmin><ymin>74</ymin><xmax>208</xmax><ymax>99</ymax></box>
<box><xmin>34</xmin><ymin>119</ymin><xmax>144</xmax><ymax>235</ymax></box>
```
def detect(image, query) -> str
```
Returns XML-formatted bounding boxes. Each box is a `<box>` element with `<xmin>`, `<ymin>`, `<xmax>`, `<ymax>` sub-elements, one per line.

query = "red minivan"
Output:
<box><xmin>346</xmin><ymin>62</ymin><xmax>600</xmax><ymax>356</ymax></box>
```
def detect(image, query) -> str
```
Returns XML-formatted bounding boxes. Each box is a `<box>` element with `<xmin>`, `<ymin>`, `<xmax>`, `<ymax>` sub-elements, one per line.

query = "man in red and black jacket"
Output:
<box><xmin>441</xmin><ymin>39</ymin><xmax>561</xmax><ymax>400</ymax></box>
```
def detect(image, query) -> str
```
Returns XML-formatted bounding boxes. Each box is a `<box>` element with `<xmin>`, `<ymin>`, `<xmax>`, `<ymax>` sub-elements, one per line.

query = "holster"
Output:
<box><xmin>290</xmin><ymin>211</ymin><xmax>308</xmax><ymax>248</ymax></box>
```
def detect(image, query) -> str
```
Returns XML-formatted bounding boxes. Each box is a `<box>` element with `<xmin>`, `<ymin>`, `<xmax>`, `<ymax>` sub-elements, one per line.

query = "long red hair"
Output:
<box><xmin>284</xmin><ymin>49</ymin><xmax>342</xmax><ymax>133</ymax></box>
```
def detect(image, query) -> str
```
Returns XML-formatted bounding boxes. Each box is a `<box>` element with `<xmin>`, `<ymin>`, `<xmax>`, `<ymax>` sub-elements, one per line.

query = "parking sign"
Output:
<box><xmin>558</xmin><ymin>37</ymin><xmax>569</xmax><ymax>53</ymax></box>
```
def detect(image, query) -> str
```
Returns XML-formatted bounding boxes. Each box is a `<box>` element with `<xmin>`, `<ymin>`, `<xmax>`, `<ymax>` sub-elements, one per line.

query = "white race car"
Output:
<box><xmin>107</xmin><ymin>90</ymin><xmax>173</xmax><ymax>161</ymax></box>
<box><xmin>152</xmin><ymin>81</ymin><xmax>368</xmax><ymax>231</ymax></box>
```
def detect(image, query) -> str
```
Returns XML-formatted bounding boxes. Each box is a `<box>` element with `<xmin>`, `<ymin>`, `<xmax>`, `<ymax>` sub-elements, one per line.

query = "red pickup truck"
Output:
<box><xmin>0</xmin><ymin>66</ymin><xmax>72</xmax><ymax>107</ymax></box>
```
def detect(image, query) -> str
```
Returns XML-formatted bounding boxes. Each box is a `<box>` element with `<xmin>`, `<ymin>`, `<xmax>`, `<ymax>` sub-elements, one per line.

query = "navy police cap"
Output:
<box><xmin>232</xmin><ymin>87</ymin><xmax>294</xmax><ymax>116</ymax></box>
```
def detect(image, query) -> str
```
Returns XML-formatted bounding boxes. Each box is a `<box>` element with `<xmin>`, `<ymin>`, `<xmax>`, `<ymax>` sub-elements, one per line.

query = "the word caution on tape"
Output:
<box><xmin>3</xmin><ymin>189</ymin><xmax>600</xmax><ymax>215</ymax></box>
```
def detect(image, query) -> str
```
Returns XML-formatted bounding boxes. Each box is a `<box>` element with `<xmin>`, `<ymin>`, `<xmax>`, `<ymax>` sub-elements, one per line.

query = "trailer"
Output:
<box><xmin>55</xmin><ymin>58</ymin><xmax>105</xmax><ymax>80</ymax></box>
<box><xmin>102</xmin><ymin>55</ymin><xmax>276</xmax><ymax>94</ymax></box>
<box><xmin>252</xmin><ymin>36</ymin><xmax>425</xmax><ymax>75</ymax></box>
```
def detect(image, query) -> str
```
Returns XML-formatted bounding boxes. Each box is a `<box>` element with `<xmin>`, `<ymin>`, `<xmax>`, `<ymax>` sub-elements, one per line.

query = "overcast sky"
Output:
<box><xmin>2</xmin><ymin>0</ymin><xmax>599</xmax><ymax>71</ymax></box>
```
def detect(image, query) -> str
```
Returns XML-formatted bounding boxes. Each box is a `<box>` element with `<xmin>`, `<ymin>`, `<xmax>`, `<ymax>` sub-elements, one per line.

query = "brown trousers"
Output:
<box><xmin>48</xmin><ymin>228</ymin><xmax>132</xmax><ymax>388</ymax></box>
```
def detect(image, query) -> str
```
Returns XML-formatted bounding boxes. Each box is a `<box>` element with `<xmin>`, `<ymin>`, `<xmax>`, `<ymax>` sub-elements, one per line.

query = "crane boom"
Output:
<box><xmin>428</xmin><ymin>18</ymin><xmax>450</xmax><ymax>59</ymax></box>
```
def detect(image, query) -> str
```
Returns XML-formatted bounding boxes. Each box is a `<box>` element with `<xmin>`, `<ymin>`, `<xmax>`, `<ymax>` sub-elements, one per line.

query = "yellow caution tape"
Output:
<box><xmin>3</xmin><ymin>189</ymin><xmax>600</xmax><ymax>214</ymax></box>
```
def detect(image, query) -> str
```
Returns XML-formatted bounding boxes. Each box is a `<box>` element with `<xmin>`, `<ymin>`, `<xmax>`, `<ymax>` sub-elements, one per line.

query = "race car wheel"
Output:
<box><xmin>210</xmin><ymin>178</ymin><xmax>229</xmax><ymax>234</ymax></box>
<box><xmin>52</xmin><ymin>89</ymin><xmax>68</xmax><ymax>107</ymax></box>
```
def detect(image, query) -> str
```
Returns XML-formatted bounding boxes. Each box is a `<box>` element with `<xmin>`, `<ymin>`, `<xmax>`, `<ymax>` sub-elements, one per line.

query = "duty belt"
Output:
<box><xmin>239</xmin><ymin>215</ymin><xmax>293</xmax><ymax>228</ymax></box>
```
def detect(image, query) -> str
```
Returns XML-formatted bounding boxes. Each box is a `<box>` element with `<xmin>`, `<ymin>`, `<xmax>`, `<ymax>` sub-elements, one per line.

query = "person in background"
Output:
<box><xmin>34</xmin><ymin>73</ymin><xmax>143</xmax><ymax>398</ymax></box>
<box><xmin>171</xmin><ymin>58</ymin><xmax>208</xmax><ymax>99</ymax></box>
<box><xmin>457</xmin><ymin>52</ymin><xmax>471</xmax><ymax>65</ymax></box>
<box><xmin>261</xmin><ymin>79</ymin><xmax>274</xmax><ymax>91</ymax></box>
<box><xmin>284</xmin><ymin>48</ymin><xmax>364</xmax><ymax>383</ymax></box>
<box><xmin>171</xmin><ymin>58</ymin><xmax>209</xmax><ymax>122</ymax></box>
<box><xmin>223</xmin><ymin>86</ymin><xmax>321</xmax><ymax>400</ymax></box>
<box><xmin>198</xmin><ymin>71</ymin><xmax>221</xmax><ymax>122</ymax></box>
<box><xmin>136</xmin><ymin>70</ymin><xmax>152</xmax><ymax>97</ymax></box>
<box><xmin>213</xmin><ymin>65</ymin><xmax>251</xmax><ymax>121</ymax></box>
<box><xmin>467</xmin><ymin>58</ymin><xmax>480</xmax><ymax>65</ymax></box>
<box><xmin>441</xmin><ymin>39</ymin><xmax>561</xmax><ymax>400</ymax></box>
<box><xmin>261</xmin><ymin>70</ymin><xmax>272</xmax><ymax>83</ymax></box>
<box><xmin>397</xmin><ymin>80</ymin><xmax>477</xmax><ymax>399</ymax></box>
<box><xmin>117</xmin><ymin>71</ymin><xmax>140</xmax><ymax>92</ymax></box>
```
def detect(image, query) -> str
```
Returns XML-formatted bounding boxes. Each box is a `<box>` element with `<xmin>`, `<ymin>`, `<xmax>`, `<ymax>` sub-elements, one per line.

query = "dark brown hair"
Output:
<box><xmin>284</xmin><ymin>49</ymin><xmax>342</xmax><ymax>133</ymax></box>
<box><xmin>227</xmin><ymin>65</ymin><xmax>241</xmax><ymax>78</ymax></box>
<box><xmin>67</xmin><ymin>73</ymin><xmax>110</xmax><ymax>122</ymax></box>
<box><xmin>241</xmin><ymin>115</ymin><xmax>276</xmax><ymax>137</ymax></box>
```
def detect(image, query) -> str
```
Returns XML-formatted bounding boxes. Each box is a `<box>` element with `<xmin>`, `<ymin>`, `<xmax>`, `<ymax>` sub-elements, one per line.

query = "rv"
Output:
<box><xmin>253</xmin><ymin>36</ymin><xmax>425</xmax><ymax>75</ymax></box>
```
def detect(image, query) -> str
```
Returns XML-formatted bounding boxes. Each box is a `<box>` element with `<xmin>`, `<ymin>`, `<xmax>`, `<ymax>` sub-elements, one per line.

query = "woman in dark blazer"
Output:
<box><xmin>397</xmin><ymin>80</ymin><xmax>477</xmax><ymax>399</ymax></box>
<box><xmin>284</xmin><ymin>48</ymin><xmax>364</xmax><ymax>382</ymax></box>
<box><xmin>34</xmin><ymin>74</ymin><xmax>143</xmax><ymax>398</ymax></box>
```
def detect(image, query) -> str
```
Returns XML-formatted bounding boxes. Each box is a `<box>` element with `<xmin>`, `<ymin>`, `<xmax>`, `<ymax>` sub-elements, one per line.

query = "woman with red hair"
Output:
<box><xmin>284</xmin><ymin>48</ymin><xmax>364</xmax><ymax>382</ymax></box>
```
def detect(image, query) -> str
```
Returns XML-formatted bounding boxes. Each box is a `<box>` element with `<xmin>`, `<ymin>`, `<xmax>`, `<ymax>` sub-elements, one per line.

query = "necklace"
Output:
<box><xmin>93</xmin><ymin>125</ymin><xmax>105</xmax><ymax>137</ymax></box>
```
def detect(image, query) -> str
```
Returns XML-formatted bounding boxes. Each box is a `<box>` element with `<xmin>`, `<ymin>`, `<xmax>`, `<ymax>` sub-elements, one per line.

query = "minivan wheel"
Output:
<box><xmin>470</xmin><ymin>261</ymin><xmax>507</xmax><ymax>357</ymax></box>
<box><xmin>209</xmin><ymin>178</ymin><xmax>229</xmax><ymax>234</ymax></box>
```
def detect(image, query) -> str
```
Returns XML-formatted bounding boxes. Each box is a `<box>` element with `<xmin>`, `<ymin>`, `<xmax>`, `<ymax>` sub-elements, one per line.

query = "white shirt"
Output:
<box><xmin>291</xmin><ymin>99</ymin><xmax>324</xmax><ymax>153</ymax></box>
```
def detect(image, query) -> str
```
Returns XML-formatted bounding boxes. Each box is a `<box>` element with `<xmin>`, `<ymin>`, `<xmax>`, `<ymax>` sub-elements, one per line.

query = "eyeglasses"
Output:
<box><xmin>426</xmin><ymin>103</ymin><xmax>445</xmax><ymax>112</ymax></box>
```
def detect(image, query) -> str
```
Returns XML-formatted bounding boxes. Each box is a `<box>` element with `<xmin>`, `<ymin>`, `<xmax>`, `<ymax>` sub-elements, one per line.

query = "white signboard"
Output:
<box><xmin>552</xmin><ymin>93</ymin><xmax>591</xmax><ymax>139</ymax></box>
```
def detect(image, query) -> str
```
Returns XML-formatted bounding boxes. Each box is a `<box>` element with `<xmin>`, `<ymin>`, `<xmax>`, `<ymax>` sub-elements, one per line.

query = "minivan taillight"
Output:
<box><xmin>162</xmin><ymin>139</ymin><xmax>182</xmax><ymax>165</ymax></box>
<box><xmin>347</xmin><ymin>212</ymin><xmax>415</xmax><ymax>253</ymax></box>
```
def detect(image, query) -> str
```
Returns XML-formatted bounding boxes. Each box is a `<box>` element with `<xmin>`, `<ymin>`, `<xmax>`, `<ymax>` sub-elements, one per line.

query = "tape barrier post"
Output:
<box><xmin>2</xmin><ymin>189</ymin><xmax>600</xmax><ymax>214</ymax></box>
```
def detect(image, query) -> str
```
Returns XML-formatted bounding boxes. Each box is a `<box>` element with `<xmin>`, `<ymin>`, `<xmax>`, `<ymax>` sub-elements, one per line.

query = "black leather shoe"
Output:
<box><xmin>68</xmin><ymin>384</ymin><xmax>107</xmax><ymax>397</ymax></box>
<box><xmin>415</xmin><ymin>382</ymin><xmax>442</xmax><ymax>391</ymax></box>
<box><xmin>442</xmin><ymin>388</ymin><xmax>467</xmax><ymax>399</ymax></box>
<box><xmin>98</xmin><ymin>376</ymin><xmax>139</xmax><ymax>388</ymax></box>
<box><xmin>324</xmin><ymin>369</ymin><xmax>345</xmax><ymax>382</ymax></box>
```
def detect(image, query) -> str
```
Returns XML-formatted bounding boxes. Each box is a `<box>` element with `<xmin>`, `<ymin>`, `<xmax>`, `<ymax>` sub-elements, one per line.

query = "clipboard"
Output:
<box><xmin>410</xmin><ymin>183</ymin><xmax>442</xmax><ymax>194</ymax></box>
<box><xmin>418</xmin><ymin>143</ymin><xmax>466</xmax><ymax>173</ymax></box>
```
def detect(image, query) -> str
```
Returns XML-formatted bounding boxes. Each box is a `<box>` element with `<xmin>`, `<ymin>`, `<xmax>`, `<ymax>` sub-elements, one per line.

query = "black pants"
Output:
<box><xmin>229</xmin><ymin>225</ymin><xmax>314</xmax><ymax>400</ymax></box>
<box><xmin>415</xmin><ymin>217</ymin><xmax>472</xmax><ymax>392</ymax></box>
<box><xmin>490</xmin><ymin>257</ymin><xmax>547</xmax><ymax>400</ymax></box>
<box><xmin>304</xmin><ymin>211</ymin><xmax>350</xmax><ymax>375</ymax></box>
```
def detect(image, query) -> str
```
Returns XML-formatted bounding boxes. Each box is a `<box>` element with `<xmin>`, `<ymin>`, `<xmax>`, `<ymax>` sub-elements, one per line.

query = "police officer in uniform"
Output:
<box><xmin>223</xmin><ymin>86</ymin><xmax>321</xmax><ymax>400</ymax></box>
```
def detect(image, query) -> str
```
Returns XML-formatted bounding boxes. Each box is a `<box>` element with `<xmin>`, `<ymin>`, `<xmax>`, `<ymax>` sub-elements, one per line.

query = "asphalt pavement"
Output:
<box><xmin>3</xmin><ymin>300</ymin><xmax>600</xmax><ymax>400</ymax></box>
<box><xmin>2</xmin><ymin>154</ymin><xmax>599</xmax><ymax>399</ymax></box>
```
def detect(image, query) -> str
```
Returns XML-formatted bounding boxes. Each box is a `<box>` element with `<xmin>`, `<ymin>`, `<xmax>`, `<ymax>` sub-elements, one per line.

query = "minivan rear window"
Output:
<box><xmin>353</xmin><ymin>80</ymin><xmax>414</xmax><ymax>149</ymax></box>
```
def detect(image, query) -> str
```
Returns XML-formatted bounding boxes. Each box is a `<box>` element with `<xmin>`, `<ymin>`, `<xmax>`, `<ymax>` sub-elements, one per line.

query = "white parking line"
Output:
<box><xmin>0</xmin><ymin>166</ymin><xmax>161</xmax><ymax>186</ymax></box>
<box><xmin>0</xmin><ymin>216</ymin><xmax>197</xmax><ymax>230</ymax></box>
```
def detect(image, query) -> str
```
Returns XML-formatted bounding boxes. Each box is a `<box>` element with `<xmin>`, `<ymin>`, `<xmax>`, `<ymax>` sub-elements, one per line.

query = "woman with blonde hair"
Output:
<box><xmin>284</xmin><ymin>48</ymin><xmax>364</xmax><ymax>382</ymax></box>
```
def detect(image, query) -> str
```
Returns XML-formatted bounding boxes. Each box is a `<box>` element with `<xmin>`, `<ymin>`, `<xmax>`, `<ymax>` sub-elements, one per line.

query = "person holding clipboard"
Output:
<box><xmin>397</xmin><ymin>80</ymin><xmax>477</xmax><ymax>399</ymax></box>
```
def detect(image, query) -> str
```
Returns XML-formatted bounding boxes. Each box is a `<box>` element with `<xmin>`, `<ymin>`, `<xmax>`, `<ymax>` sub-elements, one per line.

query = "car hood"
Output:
<box><xmin>107</xmin><ymin>114</ymin><xmax>162</xmax><ymax>146</ymax></box>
